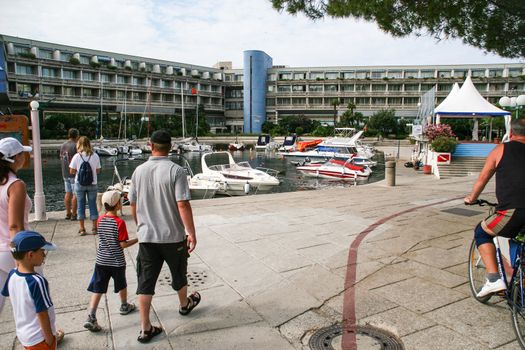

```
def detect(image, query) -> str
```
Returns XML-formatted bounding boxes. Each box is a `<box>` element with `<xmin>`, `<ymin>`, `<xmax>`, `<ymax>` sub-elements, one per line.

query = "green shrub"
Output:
<box><xmin>431</xmin><ymin>136</ymin><xmax>457</xmax><ymax>153</ymax></box>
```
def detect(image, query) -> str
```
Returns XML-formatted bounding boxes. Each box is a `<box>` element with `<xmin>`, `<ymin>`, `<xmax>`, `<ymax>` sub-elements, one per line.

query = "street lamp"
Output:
<box><xmin>499</xmin><ymin>94</ymin><xmax>525</xmax><ymax>118</ymax></box>
<box><xmin>29</xmin><ymin>100</ymin><xmax>47</xmax><ymax>221</ymax></box>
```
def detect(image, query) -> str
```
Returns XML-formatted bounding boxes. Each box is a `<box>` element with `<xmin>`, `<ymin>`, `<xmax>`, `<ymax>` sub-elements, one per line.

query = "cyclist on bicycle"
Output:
<box><xmin>464</xmin><ymin>118</ymin><xmax>525</xmax><ymax>298</ymax></box>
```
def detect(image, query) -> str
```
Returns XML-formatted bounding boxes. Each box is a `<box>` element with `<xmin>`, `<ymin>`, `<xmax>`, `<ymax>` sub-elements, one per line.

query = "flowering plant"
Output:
<box><xmin>423</xmin><ymin>124</ymin><xmax>455</xmax><ymax>141</ymax></box>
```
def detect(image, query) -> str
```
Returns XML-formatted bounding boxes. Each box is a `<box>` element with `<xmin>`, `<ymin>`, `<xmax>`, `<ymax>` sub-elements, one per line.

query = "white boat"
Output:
<box><xmin>179</xmin><ymin>138</ymin><xmax>213</xmax><ymax>152</ymax></box>
<box><xmin>107</xmin><ymin>156</ymin><xmax>220</xmax><ymax>201</ymax></box>
<box><xmin>255</xmin><ymin>134</ymin><xmax>279</xmax><ymax>151</ymax></box>
<box><xmin>94</xmin><ymin>141</ymin><xmax>118</xmax><ymax>156</ymax></box>
<box><xmin>296</xmin><ymin>158</ymin><xmax>371</xmax><ymax>181</ymax></box>
<box><xmin>280</xmin><ymin>144</ymin><xmax>361</xmax><ymax>161</ymax></box>
<box><xmin>228</xmin><ymin>135</ymin><xmax>245</xmax><ymax>151</ymax></box>
<box><xmin>278</xmin><ymin>134</ymin><xmax>298</xmax><ymax>152</ymax></box>
<box><xmin>117</xmin><ymin>141</ymin><xmax>143</xmax><ymax>155</ymax></box>
<box><xmin>193</xmin><ymin>151</ymin><xmax>280</xmax><ymax>196</ymax></box>
<box><xmin>321</xmin><ymin>130</ymin><xmax>375</xmax><ymax>159</ymax></box>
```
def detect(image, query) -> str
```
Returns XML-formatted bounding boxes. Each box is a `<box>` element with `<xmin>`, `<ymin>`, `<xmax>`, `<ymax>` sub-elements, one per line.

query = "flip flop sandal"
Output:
<box><xmin>179</xmin><ymin>292</ymin><xmax>201</xmax><ymax>316</ymax></box>
<box><xmin>91</xmin><ymin>228</ymin><xmax>98</xmax><ymax>235</ymax></box>
<box><xmin>78</xmin><ymin>229</ymin><xmax>87</xmax><ymax>236</ymax></box>
<box><xmin>137</xmin><ymin>325</ymin><xmax>162</xmax><ymax>343</ymax></box>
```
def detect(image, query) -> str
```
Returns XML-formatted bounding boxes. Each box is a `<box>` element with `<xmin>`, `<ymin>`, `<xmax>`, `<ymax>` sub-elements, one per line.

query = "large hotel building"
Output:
<box><xmin>1</xmin><ymin>34</ymin><xmax>524</xmax><ymax>134</ymax></box>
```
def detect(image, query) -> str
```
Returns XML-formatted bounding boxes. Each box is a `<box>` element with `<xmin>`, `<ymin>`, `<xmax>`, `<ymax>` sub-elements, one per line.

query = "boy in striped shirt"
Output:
<box><xmin>84</xmin><ymin>190</ymin><xmax>138</xmax><ymax>332</ymax></box>
<box><xmin>1</xmin><ymin>231</ymin><xmax>64</xmax><ymax>350</ymax></box>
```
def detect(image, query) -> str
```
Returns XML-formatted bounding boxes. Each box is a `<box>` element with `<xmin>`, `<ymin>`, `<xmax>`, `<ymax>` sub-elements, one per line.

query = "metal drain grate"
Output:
<box><xmin>159</xmin><ymin>269</ymin><xmax>211</xmax><ymax>288</ymax></box>
<box><xmin>441</xmin><ymin>208</ymin><xmax>483</xmax><ymax>217</ymax></box>
<box><xmin>309</xmin><ymin>324</ymin><xmax>404</xmax><ymax>350</ymax></box>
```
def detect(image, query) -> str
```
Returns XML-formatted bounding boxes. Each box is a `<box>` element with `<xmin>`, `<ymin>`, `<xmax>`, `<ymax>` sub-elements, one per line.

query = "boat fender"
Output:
<box><xmin>244</xmin><ymin>182</ymin><xmax>251</xmax><ymax>194</ymax></box>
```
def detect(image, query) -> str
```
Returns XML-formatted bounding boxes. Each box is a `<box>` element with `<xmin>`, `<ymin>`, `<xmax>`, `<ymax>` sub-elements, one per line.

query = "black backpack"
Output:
<box><xmin>77</xmin><ymin>154</ymin><xmax>93</xmax><ymax>186</ymax></box>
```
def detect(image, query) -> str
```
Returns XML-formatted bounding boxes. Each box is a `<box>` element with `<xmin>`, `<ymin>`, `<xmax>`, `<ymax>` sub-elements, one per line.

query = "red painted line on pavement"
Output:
<box><xmin>341</xmin><ymin>197</ymin><xmax>463</xmax><ymax>349</ymax></box>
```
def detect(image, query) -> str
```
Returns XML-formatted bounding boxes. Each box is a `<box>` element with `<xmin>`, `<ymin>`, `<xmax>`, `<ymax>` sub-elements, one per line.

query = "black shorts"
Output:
<box><xmin>136</xmin><ymin>241</ymin><xmax>189</xmax><ymax>295</ymax></box>
<box><xmin>87</xmin><ymin>264</ymin><xmax>127</xmax><ymax>294</ymax></box>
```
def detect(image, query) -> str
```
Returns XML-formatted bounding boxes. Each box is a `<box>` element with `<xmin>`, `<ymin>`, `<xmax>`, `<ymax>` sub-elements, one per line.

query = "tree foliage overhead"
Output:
<box><xmin>270</xmin><ymin>0</ymin><xmax>525</xmax><ymax>58</ymax></box>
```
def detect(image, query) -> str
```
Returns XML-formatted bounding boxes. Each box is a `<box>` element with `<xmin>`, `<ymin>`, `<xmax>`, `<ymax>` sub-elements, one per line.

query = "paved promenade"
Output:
<box><xmin>0</xmin><ymin>163</ymin><xmax>518</xmax><ymax>349</ymax></box>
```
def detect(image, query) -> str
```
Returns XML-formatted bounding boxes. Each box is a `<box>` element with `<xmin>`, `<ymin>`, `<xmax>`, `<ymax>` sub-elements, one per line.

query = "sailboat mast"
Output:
<box><xmin>100</xmin><ymin>80</ymin><xmax>103</xmax><ymax>139</ymax></box>
<box><xmin>181</xmin><ymin>80</ymin><xmax>185</xmax><ymax>139</ymax></box>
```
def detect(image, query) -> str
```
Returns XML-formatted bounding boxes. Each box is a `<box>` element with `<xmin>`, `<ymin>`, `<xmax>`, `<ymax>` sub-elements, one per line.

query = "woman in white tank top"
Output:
<box><xmin>0</xmin><ymin>138</ymin><xmax>32</xmax><ymax>313</ymax></box>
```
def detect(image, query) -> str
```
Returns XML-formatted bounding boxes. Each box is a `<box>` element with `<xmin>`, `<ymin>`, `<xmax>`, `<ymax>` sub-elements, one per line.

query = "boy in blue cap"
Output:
<box><xmin>1</xmin><ymin>231</ymin><xmax>64</xmax><ymax>350</ymax></box>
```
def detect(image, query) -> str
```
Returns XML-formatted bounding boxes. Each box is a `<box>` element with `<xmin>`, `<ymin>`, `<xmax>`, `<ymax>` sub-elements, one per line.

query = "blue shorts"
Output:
<box><xmin>87</xmin><ymin>264</ymin><xmax>127</xmax><ymax>294</ymax></box>
<box><xmin>64</xmin><ymin>177</ymin><xmax>75</xmax><ymax>193</ymax></box>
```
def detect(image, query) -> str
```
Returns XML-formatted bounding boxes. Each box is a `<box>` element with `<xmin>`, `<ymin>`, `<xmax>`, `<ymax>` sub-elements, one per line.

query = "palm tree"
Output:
<box><xmin>331</xmin><ymin>98</ymin><xmax>341</xmax><ymax>135</ymax></box>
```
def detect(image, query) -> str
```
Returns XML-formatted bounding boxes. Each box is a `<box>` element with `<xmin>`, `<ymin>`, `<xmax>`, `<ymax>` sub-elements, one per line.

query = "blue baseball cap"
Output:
<box><xmin>11</xmin><ymin>231</ymin><xmax>57</xmax><ymax>253</ymax></box>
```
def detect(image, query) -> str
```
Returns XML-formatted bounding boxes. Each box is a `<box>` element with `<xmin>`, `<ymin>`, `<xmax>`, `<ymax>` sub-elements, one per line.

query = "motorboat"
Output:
<box><xmin>295</xmin><ymin>139</ymin><xmax>322</xmax><ymax>152</ymax></box>
<box><xmin>193</xmin><ymin>151</ymin><xmax>280</xmax><ymax>196</ymax></box>
<box><xmin>320</xmin><ymin>130</ymin><xmax>375</xmax><ymax>159</ymax></box>
<box><xmin>279</xmin><ymin>144</ymin><xmax>362</xmax><ymax>161</ymax></box>
<box><xmin>178</xmin><ymin>137</ymin><xmax>213</xmax><ymax>152</ymax></box>
<box><xmin>228</xmin><ymin>135</ymin><xmax>245</xmax><ymax>151</ymax></box>
<box><xmin>117</xmin><ymin>140</ymin><xmax>143</xmax><ymax>156</ymax></box>
<box><xmin>94</xmin><ymin>141</ymin><xmax>118</xmax><ymax>156</ymax></box>
<box><xmin>278</xmin><ymin>135</ymin><xmax>298</xmax><ymax>152</ymax></box>
<box><xmin>228</xmin><ymin>142</ymin><xmax>245</xmax><ymax>151</ymax></box>
<box><xmin>296</xmin><ymin>158</ymin><xmax>371</xmax><ymax>181</ymax></box>
<box><xmin>255</xmin><ymin>134</ymin><xmax>279</xmax><ymax>151</ymax></box>
<box><xmin>107</xmin><ymin>155</ymin><xmax>220</xmax><ymax>201</ymax></box>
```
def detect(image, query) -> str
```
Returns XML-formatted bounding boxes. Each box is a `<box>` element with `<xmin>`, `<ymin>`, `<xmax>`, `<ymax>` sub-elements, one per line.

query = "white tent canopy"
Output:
<box><xmin>434</xmin><ymin>76</ymin><xmax>511</xmax><ymax>141</ymax></box>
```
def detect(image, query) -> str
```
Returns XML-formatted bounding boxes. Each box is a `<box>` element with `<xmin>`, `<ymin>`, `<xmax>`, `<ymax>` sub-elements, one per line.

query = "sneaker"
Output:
<box><xmin>477</xmin><ymin>278</ymin><xmax>506</xmax><ymax>298</ymax></box>
<box><xmin>120</xmin><ymin>302</ymin><xmax>136</xmax><ymax>315</ymax></box>
<box><xmin>83</xmin><ymin>315</ymin><xmax>102</xmax><ymax>332</ymax></box>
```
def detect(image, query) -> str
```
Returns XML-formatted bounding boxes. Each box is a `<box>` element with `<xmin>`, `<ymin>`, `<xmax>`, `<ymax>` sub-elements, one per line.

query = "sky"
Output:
<box><xmin>1</xmin><ymin>0</ymin><xmax>522</xmax><ymax>69</ymax></box>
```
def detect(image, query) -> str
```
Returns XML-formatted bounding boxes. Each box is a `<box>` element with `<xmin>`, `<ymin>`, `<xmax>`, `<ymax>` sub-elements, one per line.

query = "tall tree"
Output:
<box><xmin>270</xmin><ymin>0</ymin><xmax>525</xmax><ymax>58</ymax></box>
<box><xmin>331</xmin><ymin>98</ymin><xmax>341</xmax><ymax>135</ymax></box>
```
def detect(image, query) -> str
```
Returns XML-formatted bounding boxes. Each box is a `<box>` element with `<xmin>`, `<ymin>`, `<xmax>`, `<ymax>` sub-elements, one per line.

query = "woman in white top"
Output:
<box><xmin>0</xmin><ymin>138</ymin><xmax>32</xmax><ymax>313</ymax></box>
<box><xmin>69</xmin><ymin>136</ymin><xmax>101</xmax><ymax>235</ymax></box>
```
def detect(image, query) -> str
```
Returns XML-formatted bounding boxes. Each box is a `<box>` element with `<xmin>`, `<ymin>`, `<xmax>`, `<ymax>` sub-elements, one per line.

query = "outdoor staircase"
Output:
<box><xmin>437</xmin><ymin>156</ymin><xmax>486</xmax><ymax>178</ymax></box>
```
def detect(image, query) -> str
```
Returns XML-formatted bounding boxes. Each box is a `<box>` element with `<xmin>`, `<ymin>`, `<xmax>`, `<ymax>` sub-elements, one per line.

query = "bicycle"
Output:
<box><xmin>466</xmin><ymin>199</ymin><xmax>525</xmax><ymax>349</ymax></box>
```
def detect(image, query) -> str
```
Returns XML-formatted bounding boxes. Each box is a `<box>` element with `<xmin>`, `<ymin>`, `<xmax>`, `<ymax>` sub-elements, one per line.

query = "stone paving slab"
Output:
<box><xmin>1</xmin><ymin>165</ymin><xmax>519</xmax><ymax>349</ymax></box>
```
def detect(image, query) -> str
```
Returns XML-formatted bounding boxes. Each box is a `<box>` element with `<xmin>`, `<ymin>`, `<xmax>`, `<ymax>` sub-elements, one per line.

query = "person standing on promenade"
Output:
<box><xmin>83</xmin><ymin>190</ymin><xmax>138</xmax><ymax>332</ymax></box>
<box><xmin>465</xmin><ymin>118</ymin><xmax>525</xmax><ymax>297</ymax></box>
<box><xmin>2</xmin><ymin>230</ymin><xmax>64</xmax><ymax>349</ymax></box>
<box><xmin>129</xmin><ymin>130</ymin><xmax>201</xmax><ymax>343</ymax></box>
<box><xmin>60</xmin><ymin>128</ymin><xmax>79</xmax><ymax>221</ymax></box>
<box><xmin>69</xmin><ymin>136</ymin><xmax>101</xmax><ymax>236</ymax></box>
<box><xmin>0</xmin><ymin>138</ymin><xmax>32</xmax><ymax>314</ymax></box>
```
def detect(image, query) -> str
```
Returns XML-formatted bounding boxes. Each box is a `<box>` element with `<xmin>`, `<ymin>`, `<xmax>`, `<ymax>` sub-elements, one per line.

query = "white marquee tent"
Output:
<box><xmin>434</xmin><ymin>76</ymin><xmax>511</xmax><ymax>141</ymax></box>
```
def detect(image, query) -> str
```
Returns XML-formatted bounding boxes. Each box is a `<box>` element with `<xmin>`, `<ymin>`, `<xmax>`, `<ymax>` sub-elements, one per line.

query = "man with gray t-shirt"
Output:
<box><xmin>129</xmin><ymin>130</ymin><xmax>200</xmax><ymax>343</ymax></box>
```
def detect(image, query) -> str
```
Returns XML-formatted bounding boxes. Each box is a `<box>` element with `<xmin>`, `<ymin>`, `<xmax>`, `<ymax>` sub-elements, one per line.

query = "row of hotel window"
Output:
<box><xmin>225</xmin><ymin>96</ymin><xmax>501</xmax><ymax>110</ymax></box>
<box><xmin>265</xmin><ymin>83</ymin><xmax>520</xmax><ymax>93</ymax></box>
<box><xmin>13</xmin><ymin>65</ymin><xmax>221</xmax><ymax>91</ymax></box>
<box><xmin>223</xmin><ymin>68</ymin><xmax>524</xmax><ymax>82</ymax></box>
<box><xmin>224</xmin><ymin>83</ymin><xmax>522</xmax><ymax>98</ymax></box>
<box><xmin>14</xmin><ymin>84</ymin><xmax>221</xmax><ymax>103</ymax></box>
<box><xmin>10</xmin><ymin>45</ymin><xmax>193</xmax><ymax>74</ymax></box>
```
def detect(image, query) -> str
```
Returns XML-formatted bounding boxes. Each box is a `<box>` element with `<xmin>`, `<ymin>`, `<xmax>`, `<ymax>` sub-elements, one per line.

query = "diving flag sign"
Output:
<box><xmin>435</xmin><ymin>152</ymin><xmax>451</xmax><ymax>165</ymax></box>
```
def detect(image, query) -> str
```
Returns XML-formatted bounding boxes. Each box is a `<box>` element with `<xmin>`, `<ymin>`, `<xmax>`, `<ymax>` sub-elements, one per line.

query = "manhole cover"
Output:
<box><xmin>309</xmin><ymin>324</ymin><xmax>403</xmax><ymax>350</ymax></box>
<box><xmin>159</xmin><ymin>269</ymin><xmax>212</xmax><ymax>288</ymax></box>
<box><xmin>441</xmin><ymin>208</ymin><xmax>483</xmax><ymax>217</ymax></box>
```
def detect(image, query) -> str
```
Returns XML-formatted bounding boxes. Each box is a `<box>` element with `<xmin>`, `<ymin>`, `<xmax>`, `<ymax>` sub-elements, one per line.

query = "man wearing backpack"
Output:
<box><xmin>69</xmin><ymin>136</ymin><xmax>101</xmax><ymax>236</ymax></box>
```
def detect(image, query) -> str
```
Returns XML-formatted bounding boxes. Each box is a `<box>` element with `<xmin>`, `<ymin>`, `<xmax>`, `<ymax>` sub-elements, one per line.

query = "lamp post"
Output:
<box><xmin>499</xmin><ymin>94</ymin><xmax>525</xmax><ymax>119</ymax></box>
<box><xmin>29</xmin><ymin>100</ymin><xmax>47</xmax><ymax>221</ymax></box>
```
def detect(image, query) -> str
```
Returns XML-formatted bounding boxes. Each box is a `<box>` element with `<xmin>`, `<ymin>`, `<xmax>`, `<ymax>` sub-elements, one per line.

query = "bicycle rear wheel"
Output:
<box><xmin>511</xmin><ymin>279</ymin><xmax>525</xmax><ymax>349</ymax></box>
<box><xmin>467</xmin><ymin>239</ymin><xmax>492</xmax><ymax>303</ymax></box>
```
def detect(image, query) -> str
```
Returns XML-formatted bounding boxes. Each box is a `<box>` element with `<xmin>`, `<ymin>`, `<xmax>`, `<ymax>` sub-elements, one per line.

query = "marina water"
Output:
<box><xmin>18</xmin><ymin>151</ymin><xmax>385</xmax><ymax>212</ymax></box>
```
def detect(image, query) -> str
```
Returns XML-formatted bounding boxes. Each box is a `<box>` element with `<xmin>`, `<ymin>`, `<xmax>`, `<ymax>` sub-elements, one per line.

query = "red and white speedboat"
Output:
<box><xmin>296</xmin><ymin>158</ymin><xmax>371</xmax><ymax>181</ymax></box>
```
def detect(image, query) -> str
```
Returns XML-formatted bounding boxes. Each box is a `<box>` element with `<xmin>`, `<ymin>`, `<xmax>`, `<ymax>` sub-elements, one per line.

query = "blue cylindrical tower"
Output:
<box><xmin>243</xmin><ymin>50</ymin><xmax>272</xmax><ymax>134</ymax></box>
